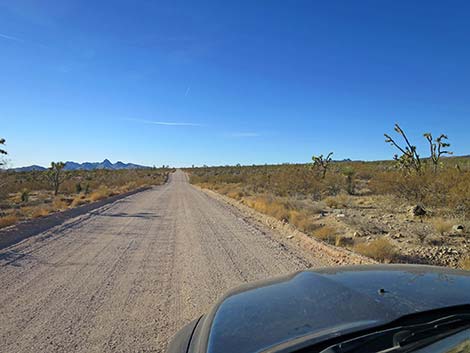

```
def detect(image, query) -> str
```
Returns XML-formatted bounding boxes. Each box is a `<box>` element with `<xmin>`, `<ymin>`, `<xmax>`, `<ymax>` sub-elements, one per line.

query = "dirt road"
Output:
<box><xmin>0</xmin><ymin>170</ymin><xmax>330</xmax><ymax>353</ymax></box>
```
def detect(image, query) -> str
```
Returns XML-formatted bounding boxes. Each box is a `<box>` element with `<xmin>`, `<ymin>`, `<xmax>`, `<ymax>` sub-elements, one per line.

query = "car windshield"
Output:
<box><xmin>1</xmin><ymin>2</ymin><xmax>469</xmax><ymax>353</ymax></box>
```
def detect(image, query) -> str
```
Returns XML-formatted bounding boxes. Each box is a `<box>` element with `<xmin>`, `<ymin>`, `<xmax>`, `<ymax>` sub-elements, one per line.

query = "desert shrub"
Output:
<box><xmin>189</xmin><ymin>160</ymin><xmax>470</xmax><ymax>219</ymax></box>
<box><xmin>52</xmin><ymin>198</ymin><xmax>69</xmax><ymax>211</ymax></box>
<box><xmin>0</xmin><ymin>214</ymin><xmax>18</xmax><ymax>228</ymax></box>
<box><xmin>354</xmin><ymin>238</ymin><xmax>396</xmax><ymax>262</ymax></box>
<box><xmin>323</xmin><ymin>194</ymin><xmax>351</xmax><ymax>209</ymax></box>
<box><xmin>32</xmin><ymin>207</ymin><xmax>50</xmax><ymax>218</ymax></box>
<box><xmin>370</xmin><ymin>172</ymin><xmax>429</xmax><ymax>202</ymax></box>
<box><xmin>71</xmin><ymin>195</ymin><xmax>88</xmax><ymax>207</ymax></box>
<box><xmin>335</xmin><ymin>235</ymin><xmax>353</xmax><ymax>247</ymax></box>
<box><xmin>20</xmin><ymin>189</ymin><xmax>29</xmax><ymax>203</ymax></box>
<box><xmin>370</xmin><ymin>168</ymin><xmax>470</xmax><ymax>218</ymax></box>
<box><xmin>447</xmin><ymin>175</ymin><xmax>470</xmax><ymax>216</ymax></box>
<box><xmin>313</xmin><ymin>225</ymin><xmax>336</xmax><ymax>244</ymax></box>
<box><xmin>88</xmin><ymin>186</ymin><xmax>111</xmax><ymax>202</ymax></box>
<box><xmin>431</xmin><ymin>217</ymin><xmax>453</xmax><ymax>235</ymax></box>
<box><xmin>227</xmin><ymin>190</ymin><xmax>244</xmax><ymax>200</ymax></box>
<box><xmin>288</xmin><ymin>210</ymin><xmax>318</xmax><ymax>233</ymax></box>
<box><xmin>342</xmin><ymin>167</ymin><xmax>356</xmax><ymax>195</ymax></box>
<box><xmin>0</xmin><ymin>169</ymin><xmax>169</xmax><ymax>226</ymax></box>
<box><xmin>460</xmin><ymin>257</ymin><xmax>470</xmax><ymax>270</ymax></box>
<box><xmin>245</xmin><ymin>196</ymin><xmax>290</xmax><ymax>221</ymax></box>
<box><xmin>323</xmin><ymin>173</ymin><xmax>345</xmax><ymax>196</ymax></box>
<box><xmin>323</xmin><ymin>196</ymin><xmax>338</xmax><ymax>208</ymax></box>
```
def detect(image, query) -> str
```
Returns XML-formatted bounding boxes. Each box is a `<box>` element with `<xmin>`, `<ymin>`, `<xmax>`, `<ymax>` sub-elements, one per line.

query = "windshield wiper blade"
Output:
<box><xmin>320</xmin><ymin>314</ymin><xmax>470</xmax><ymax>353</ymax></box>
<box><xmin>394</xmin><ymin>314</ymin><xmax>470</xmax><ymax>347</ymax></box>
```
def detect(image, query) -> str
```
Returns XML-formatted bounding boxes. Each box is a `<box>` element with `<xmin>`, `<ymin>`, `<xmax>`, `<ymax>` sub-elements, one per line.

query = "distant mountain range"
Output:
<box><xmin>12</xmin><ymin>159</ymin><xmax>150</xmax><ymax>172</ymax></box>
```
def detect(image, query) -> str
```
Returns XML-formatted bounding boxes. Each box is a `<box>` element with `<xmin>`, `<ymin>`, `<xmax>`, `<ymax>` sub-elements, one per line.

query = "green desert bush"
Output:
<box><xmin>20</xmin><ymin>189</ymin><xmax>29</xmax><ymax>203</ymax></box>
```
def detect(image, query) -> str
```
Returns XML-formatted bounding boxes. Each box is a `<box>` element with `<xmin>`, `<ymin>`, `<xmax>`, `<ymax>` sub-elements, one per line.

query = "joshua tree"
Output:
<box><xmin>0</xmin><ymin>137</ymin><xmax>7</xmax><ymax>167</ymax></box>
<box><xmin>312</xmin><ymin>152</ymin><xmax>333</xmax><ymax>179</ymax></box>
<box><xmin>424</xmin><ymin>133</ymin><xmax>452</xmax><ymax>173</ymax></box>
<box><xmin>384</xmin><ymin>124</ymin><xmax>422</xmax><ymax>173</ymax></box>
<box><xmin>342</xmin><ymin>166</ymin><xmax>356</xmax><ymax>195</ymax></box>
<box><xmin>47</xmin><ymin>162</ymin><xmax>66</xmax><ymax>196</ymax></box>
<box><xmin>0</xmin><ymin>138</ymin><xmax>7</xmax><ymax>203</ymax></box>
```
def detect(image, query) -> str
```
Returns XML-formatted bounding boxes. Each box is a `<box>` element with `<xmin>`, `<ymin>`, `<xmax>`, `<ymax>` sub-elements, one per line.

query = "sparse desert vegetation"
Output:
<box><xmin>187</xmin><ymin>126</ymin><xmax>470</xmax><ymax>269</ymax></box>
<box><xmin>0</xmin><ymin>167</ymin><xmax>170</xmax><ymax>229</ymax></box>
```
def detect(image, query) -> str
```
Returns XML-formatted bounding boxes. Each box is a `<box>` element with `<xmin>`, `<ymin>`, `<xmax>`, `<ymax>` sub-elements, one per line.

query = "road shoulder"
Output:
<box><xmin>197</xmin><ymin>186</ymin><xmax>375</xmax><ymax>267</ymax></box>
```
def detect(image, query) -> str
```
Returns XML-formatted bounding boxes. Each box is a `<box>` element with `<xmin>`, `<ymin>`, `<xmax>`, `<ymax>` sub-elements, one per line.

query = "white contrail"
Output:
<box><xmin>184</xmin><ymin>86</ymin><xmax>191</xmax><ymax>97</ymax></box>
<box><xmin>0</xmin><ymin>33</ymin><xmax>24</xmax><ymax>42</ymax></box>
<box><xmin>230</xmin><ymin>132</ymin><xmax>260</xmax><ymax>137</ymax></box>
<box><xmin>124</xmin><ymin>118</ymin><xmax>202</xmax><ymax>126</ymax></box>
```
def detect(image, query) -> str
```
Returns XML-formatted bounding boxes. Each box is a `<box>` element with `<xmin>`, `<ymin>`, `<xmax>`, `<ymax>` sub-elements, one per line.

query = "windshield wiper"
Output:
<box><xmin>319</xmin><ymin>314</ymin><xmax>470</xmax><ymax>353</ymax></box>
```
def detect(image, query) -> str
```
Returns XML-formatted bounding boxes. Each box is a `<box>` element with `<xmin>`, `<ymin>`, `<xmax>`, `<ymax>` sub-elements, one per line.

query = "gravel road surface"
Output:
<box><xmin>0</xmin><ymin>170</ymin><xmax>330</xmax><ymax>353</ymax></box>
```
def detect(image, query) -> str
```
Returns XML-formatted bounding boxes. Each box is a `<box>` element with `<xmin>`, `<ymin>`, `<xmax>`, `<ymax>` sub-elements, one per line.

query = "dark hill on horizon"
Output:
<box><xmin>12</xmin><ymin>159</ymin><xmax>150</xmax><ymax>172</ymax></box>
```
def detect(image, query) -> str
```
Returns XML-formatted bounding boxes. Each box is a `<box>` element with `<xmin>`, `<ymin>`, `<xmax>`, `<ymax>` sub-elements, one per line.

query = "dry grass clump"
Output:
<box><xmin>0</xmin><ymin>214</ymin><xmax>18</xmax><ymax>228</ymax></box>
<box><xmin>460</xmin><ymin>257</ymin><xmax>470</xmax><ymax>271</ymax></box>
<box><xmin>313</xmin><ymin>225</ymin><xmax>336</xmax><ymax>244</ymax></box>
<box><xmin>32</xmin><ymin>207</ymin><xmax>51</xmax><ymax>218</ymax></box>
<box><xmin>116</xmin><ymin>182</ymin><xmax>137</xmax><ymax>194</ymax></box>
<box><xmin>245</xmin><ymin>196</ymin><xmax>290</xmax><ymax>221</ymax></box>
<box><xmin>227</xmin><ymin>190</ymin><xmax>244</xmax><ymax>200</ymax></box>
<box><xmin>323</xmin><ymin>194</ymin><xmax>351</xmax><ymax>209</ymax></box>
<box><xmin>52</xmin><ymin>198</ymin><xmax>69</xmax><ymax>211</ymax></box>
<box><xmin>88</xmin><ymin>186</ymin><xmax>111</xmax><ymax>202</ymax></box>
<box><xmin>71</xmin><ymin>195</ymin><xmax>88</xmax><ymax>207</ymax></box>
<box><xmin>354</xmin><ymin>238</ymin><xmax>396</xmax><ymax>263</ymax></box>
<box><xmin>288</xmin><ymin>210</ymin><xmax>317</xmax><ymax>233</ymax></box>
<box><xmin>335</xmin><ymin>235</ymin><xmax>354</xmax><ymax>248</ymax></box>
<box><xmin>431</xmin><ymin>217</ymin><xmax>453</xmax><ymax>235</ymax></box>
<box><xmin>242</xmin><ymin>196</ymin><xmax>316</xmax><ymax>233</ymax></box>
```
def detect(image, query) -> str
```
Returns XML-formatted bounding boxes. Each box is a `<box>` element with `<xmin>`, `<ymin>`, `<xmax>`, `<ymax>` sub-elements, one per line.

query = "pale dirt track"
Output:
<box><xmin>0</xmin><ymin>170</ymin><xmax>331</xmax><ymax>353</ymax></box>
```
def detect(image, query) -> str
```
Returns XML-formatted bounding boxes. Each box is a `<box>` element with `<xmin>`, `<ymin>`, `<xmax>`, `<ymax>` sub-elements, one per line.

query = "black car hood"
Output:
<box><xmin>190</xmin><ymin>265</ymin><xmax>470</xmax><ymax>353</ymax></box>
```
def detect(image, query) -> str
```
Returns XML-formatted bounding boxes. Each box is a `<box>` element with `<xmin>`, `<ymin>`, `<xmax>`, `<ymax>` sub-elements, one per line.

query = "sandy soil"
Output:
<box><xmin>0</xmin><ymin>170</ymin><xmax>341</xmax><ymax>353</ymax></box>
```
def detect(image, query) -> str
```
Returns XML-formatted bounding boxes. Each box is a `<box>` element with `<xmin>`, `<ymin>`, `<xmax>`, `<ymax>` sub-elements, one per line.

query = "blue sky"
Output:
<box><xmin>1</xmin><ymin>0</ymin><xmax>469</xmax><ymax>167</ymax></box>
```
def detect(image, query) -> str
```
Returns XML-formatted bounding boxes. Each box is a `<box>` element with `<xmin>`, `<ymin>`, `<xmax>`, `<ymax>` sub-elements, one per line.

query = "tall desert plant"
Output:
<box><xmin>0</xmin><ymin>137</ymin><xmax>7</xmax><ymax>167</ymax></box>
<box><xmin>342</xmin><ymin>166</ymin><xmax>356</xmax><ymax>195</ymax></box>
<box><xmin>424</xmin><ymin>133</ymin><xmax>452</xmax><ymax>173</ymax></box>
<box><xmin>47</xmin><ymin>162</ymin><xmax>66</xmax><ymax>196</ymax></box>
<box><xmin>385</xmin><ymin>124</ymin><xmax>422</xmax><ymax>173</ymax></box>
<box><xmin>312</xmin><ymin>152</ymin><xmax>333</xmax><ymax>179</ymax></box>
